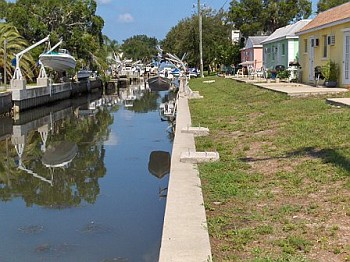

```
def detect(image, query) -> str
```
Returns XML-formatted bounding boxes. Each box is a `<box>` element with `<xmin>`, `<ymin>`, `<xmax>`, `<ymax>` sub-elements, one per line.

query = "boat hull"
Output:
<box><xmin>147</xmin><ymin>76</ymin><xmax>171</xmax><ymax>91</ymax></box>
<box><xmin>77</xmin><ymin>70</ymin><xmax>92</xmax><ymax>80</ymax></box>
<box><xmin>39</xmin><ymin>53</ymin><xmax>76</xmax><ymax>72</ymax></box>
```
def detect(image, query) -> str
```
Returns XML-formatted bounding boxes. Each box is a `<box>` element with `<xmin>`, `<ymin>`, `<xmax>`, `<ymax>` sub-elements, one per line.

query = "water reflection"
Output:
<box><xmin>148</xmin><ymin>151</ymin><xmax>171</xmax><ymax>179</ymax></box>
<box><xmin>0</xmin><ymin>81</ymin><xmax>173</xmax><ymax>261</ymax></box>
<box><xmin>0</xmin><ymin>90</ymin><xmax>115</xmax><ymax>208</ymax></box>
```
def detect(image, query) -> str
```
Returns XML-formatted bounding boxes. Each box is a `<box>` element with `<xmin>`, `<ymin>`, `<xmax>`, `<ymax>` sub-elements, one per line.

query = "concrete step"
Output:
<box><xmin>180</xmin><ymin>151</ymin><xmax>219</xmax><ymax>164</ymax></box>
<box><xmin>181</xmin><ymin>126</ymin><xmax>209</xmax><ymax>136</ymax></box>
<box><xmin>326</xmin><ymin>98</ymin><xmax>350</xmax><ymax>107</ymax></box>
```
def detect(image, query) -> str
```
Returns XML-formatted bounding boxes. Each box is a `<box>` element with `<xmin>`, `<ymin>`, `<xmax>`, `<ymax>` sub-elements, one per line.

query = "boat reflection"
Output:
<box><xmin>42</xmin><ymin>141</ymin><xmax>78</xmax><ymax>168</ymax></box>
<box><xmin>0</xmin><ymin>91</ymin><xmax>115</xmax><ymax>208</ymax></box>
<box><xmin>0</xmin><ymin>81</ymin><xmax>167</xmax><ymax>209</ymax></box>
<box><xmin>148</xmin><ymin>150</ymin><xmax>171</xmax><ymax>179</ymax></box>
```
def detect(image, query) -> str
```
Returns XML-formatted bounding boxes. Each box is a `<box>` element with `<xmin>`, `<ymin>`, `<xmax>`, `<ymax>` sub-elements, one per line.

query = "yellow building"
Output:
<box><xmin>296</xmin><ymin>2</ymin><xmax>350</xmax><ymax>88</ymax></box>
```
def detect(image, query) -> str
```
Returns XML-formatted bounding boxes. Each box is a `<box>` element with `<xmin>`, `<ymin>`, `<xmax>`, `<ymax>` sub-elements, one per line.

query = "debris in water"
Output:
<box><xmin>78</xmin><ymin>221</ymin><xmax>112</xmax><ymax>234</ymax></box>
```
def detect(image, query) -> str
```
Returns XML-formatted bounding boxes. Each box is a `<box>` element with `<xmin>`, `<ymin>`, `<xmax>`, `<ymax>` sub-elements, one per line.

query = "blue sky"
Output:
<box><xmin>96</xmin><ymin>0</ymin><xmax>230</xmax><ymax>43</ymax></box>
<box><xmin>96</xmin><ymin>0</ymin><xmax>319</xmax><ymax>43</ymax></box>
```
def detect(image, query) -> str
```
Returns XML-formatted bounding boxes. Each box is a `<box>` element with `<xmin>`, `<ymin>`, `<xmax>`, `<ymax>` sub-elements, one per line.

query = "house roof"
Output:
<box><xmin>296</xmin><ymin>2</ymin><xmax>350</xmax><ymax>35</ymax></box>
<box><xmin>261</xmin><ymin>19</ymin><xmax>311</xmax><ymax>44</ymax></box>
<box><xmin>249</xmin><ymin>36</ymin><xmax>268</xmax><ymax>46</ymax></box>
<box><xmin>242</xmin><ymin>36</ymin><xmax>268</xmax><ymax>50</ymax></box>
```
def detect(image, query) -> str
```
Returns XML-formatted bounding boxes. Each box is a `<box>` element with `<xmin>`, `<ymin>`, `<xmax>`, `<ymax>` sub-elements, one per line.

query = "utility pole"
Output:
<box><xmin>198</xmin><ymin>0</ymin><xmax>204</xmax><ymax>77</ymax></box>
<box><xmin>4</xmin><ymin>39</ymin><xmax>7</xmax><ymax>86</ymax></box>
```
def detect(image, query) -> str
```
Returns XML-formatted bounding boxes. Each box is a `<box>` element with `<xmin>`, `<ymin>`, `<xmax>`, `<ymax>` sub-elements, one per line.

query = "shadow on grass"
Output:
<box><xmin>240</xmin><ymin>146</ymin><xmax>350</xmax><ymax>173</ymax></box>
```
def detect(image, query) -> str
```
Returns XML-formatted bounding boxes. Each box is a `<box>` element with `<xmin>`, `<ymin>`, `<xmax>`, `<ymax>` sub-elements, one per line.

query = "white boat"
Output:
<box><xmin>77</xmin><ymin>69</ymin><xmax>92</xmax><ymax>80</ymax></box>
<box><xmin>39</xmin><ymin>49</ymin><xmax>76</xmax><ymax>72</ymax></box>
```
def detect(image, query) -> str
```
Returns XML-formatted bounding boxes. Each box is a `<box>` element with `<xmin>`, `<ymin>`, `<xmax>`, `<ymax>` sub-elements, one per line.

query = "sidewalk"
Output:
<box><xmin>159</xmin><ymin>80</ymin><xmax>212</xmax><ymax>262</ymax></box>
<box><xmin>255</xmin><ymin>82</ymin><xmax>348</xmax><ymax>97</ymax></box>
<box><xmin>230</xmin><ymin>76</ymin><xmax>348</xmax><ymax>97</ymax></box>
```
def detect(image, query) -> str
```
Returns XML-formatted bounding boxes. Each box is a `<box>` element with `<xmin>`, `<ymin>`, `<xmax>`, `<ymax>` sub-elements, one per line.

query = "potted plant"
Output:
<box><xmin>321</xmin><ymin>60</ymin><xmax>339</xmax><ymax>87</ymax></box>
<box><xmin>277</xmin><ymin>70</ymin><xmax>290</xmax><ymax>81</ymax></box>
<box><xmin>265</xmin><ymin>69</ymin><xmax>272</xmax><ymax>82</ymax></box>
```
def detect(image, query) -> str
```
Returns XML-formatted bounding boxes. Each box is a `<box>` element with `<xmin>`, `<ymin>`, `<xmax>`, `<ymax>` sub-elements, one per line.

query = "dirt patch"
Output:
<box><xmin>206</xmin><ymin>135</ymin><xmax>350</xmax><ymax>261</ymax></box>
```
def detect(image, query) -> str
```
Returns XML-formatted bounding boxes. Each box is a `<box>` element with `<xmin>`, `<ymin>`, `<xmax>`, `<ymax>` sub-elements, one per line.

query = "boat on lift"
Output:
<box><xmin>39</xmin><ymin>48</ymin><xmax>76</xmax><ymax>72</ymax></box>
<box><xmin>77</xmin><ymin>69</ymin><xmax>92</xmax><ymax>80</ymax></box>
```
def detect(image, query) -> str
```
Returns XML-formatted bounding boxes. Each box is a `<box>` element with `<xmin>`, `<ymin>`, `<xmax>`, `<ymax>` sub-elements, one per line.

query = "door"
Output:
<box><xmin>343</xmin><ymin>32</ymin><xmax>350</xmax><ymax>85</ymax></box>
<box><xmin>309</xmin><ymin>37</ymin><xmax>315</xmax><ymax>82</ymax></box>
<box><xmin>277</xmin><ymin>43</ymin><xmax>282</xmax><ymax>66</ymax></box>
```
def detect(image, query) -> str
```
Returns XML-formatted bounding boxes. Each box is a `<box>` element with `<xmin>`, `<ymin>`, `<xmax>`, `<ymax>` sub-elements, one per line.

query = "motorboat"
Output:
<box><xmin>170</xmin><ymin>68</ymin><xmax>181</xmax><ymax>77</ymax></box>
<box><xmin>77</xmin><ymin>69</ymin><xmax>92</xmax><ymax>80</ymax></box>
<box><xmin>39</xmin><ymin>49</ymin><xmax>76</xmax><ymax>72</ymax></box>
<box><xmin>147</xmin><ymin>76</ymin><xmax>171</xmax><ymax>91</ymax></box>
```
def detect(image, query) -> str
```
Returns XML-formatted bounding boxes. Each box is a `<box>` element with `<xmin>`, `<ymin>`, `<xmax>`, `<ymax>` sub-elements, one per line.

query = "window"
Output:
<box><xmin>323</xmin><ymin>35</ymin><xmax>327</xmax><ymax>58</ymax></box>
<box><xmin>304</xmin><ymin>39</ymin><xmax>307</xmax><ymax>53</ymax></box>
<box><xmin>282</xmin><ymin>43</ymin><xmax>285</xmax><ymax>55</ymax></box>
<box><xmin>327</xmin><ymin>35</ymin><xmax>335</xmax><ymax>45</ymax></box>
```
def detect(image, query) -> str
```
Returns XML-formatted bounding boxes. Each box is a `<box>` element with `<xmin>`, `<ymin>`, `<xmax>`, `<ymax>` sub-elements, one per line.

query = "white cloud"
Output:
<box><xmin>118</xmin><ymin>13</ymin><xmax>134</xmax><ymax>23</ymax></box>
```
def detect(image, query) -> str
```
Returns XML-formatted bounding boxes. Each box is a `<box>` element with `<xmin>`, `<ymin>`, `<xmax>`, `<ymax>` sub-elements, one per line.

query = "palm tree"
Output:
<box><xmin>0</xmin><ymin>23</ymin><xmax>36</xmax><ymax>83</ymax></box>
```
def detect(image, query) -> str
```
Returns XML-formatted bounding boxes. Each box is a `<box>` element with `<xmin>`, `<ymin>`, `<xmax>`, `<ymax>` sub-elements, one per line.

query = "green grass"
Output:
<box><xmin>189</xmin><ymin>76</ymin><xmax>350</xmax><ymax>261</ymax></box>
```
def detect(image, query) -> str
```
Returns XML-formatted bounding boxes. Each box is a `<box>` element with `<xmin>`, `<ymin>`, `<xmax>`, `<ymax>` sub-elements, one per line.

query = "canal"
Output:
<box><xmin>0</xmin><ymin>82</ymin><xmax>173</xmax><ymax>261</ymax></box>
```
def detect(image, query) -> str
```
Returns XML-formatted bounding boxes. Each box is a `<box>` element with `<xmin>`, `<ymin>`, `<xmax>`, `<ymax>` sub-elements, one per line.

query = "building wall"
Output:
<box><xmin>298</xmin><ymin>21</ymin><xmax>350</xmax><ymax>87</ymax></box>
<box><xmin>240</xmin><ymin>47</ymin><xmax>263</xmax><ymax>70</ymax></box>
<box><xmin>263</xmin><ymin>39</ymin><xmax>299</xmax><ymax>70</ymax></box>
<box><xmin>253</xmin><ymin>48</ymin><xmax>264</xmax><ymax>69</ymax></box>
<box><xmin>288</xmin><ymin>39</ymin><xmax>299</xmax><ymax>64</ymax></box>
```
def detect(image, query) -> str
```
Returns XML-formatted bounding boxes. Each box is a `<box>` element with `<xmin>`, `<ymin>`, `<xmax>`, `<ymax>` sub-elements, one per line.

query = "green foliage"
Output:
<box><xmin>0</xmin><ymin>0</ymin><xmax>7</xmax><ymax>19</ymax></box>
<box><xmin>5</xmin><ymin>0</ymin><xmax>104</xmax><ymax>71</ymax></box>
<box><xmin>0</xmin><ymin>23</ymin><xmax>36</xmax><ymax>81</ymax></box>
<box><xmin>161</xmin><ymin>9</ymin><xmax>238</xmax><ymax>71</ymax></box>
<box><xmin>121</xmin><ymin>35</ymin><xmax>158</xmax><ymax>63</ymax></box>
<box><xmin>321</xmin><ymin>60</ymin><xmax>339</xmax><ymax>82</ymax></box>
<box><xmin>277</xmin><ymin>69</ymin><xmax>290</xmax><ymax>79</ymax></box>
<box><xmin>229</xmin><ymin>0</ymin><xmax>312</xmax><ymax>37</ymax></box>
<box><xmin>317</xmin><ymin>0</ymin><xmax>348</xmax><ymax>13</ymax></box>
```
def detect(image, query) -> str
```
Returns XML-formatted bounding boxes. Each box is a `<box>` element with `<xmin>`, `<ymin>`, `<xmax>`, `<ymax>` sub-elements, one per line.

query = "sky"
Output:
<box><xmin>96</xmin><ymin>0</ymin><xmax>319</xmax><ymax>44</ymax></box>
<box><xmin>96</xmin><ymin>0</ymin><xmax>229</xmax><ymax>43</ymax></box>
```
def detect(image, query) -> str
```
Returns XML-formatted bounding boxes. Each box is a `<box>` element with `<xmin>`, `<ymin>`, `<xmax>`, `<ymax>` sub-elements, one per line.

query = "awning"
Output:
<box><xmin>239</xmin><ymin>61</ymin><xmax>255</xmax><ymax>66</ymax></box>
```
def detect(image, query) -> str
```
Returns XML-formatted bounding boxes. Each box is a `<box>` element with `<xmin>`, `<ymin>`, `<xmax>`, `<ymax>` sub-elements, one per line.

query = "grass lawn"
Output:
<box><xmin>189</xmin><ymin>76</ymin><xmax>350</xmax><ymax>262</ymax></box>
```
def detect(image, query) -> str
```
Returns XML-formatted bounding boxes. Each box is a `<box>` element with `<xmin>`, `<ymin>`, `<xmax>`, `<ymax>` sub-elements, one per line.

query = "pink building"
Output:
<box><xmin>240</xmin><ymin>36</ymin><xmax>267</xmax><ymax>71</ymax></box>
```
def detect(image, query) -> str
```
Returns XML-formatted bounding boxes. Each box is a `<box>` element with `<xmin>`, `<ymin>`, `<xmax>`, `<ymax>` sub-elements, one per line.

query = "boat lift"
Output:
<box><xmin>12</xmin><ymin>35</ymin><xmax>50</xmax><ymax>81</ymax></box>
<box><xmin>11</xmin><ymin>35</ymin><xmax>64</xmax><ymax>89</ymax></box>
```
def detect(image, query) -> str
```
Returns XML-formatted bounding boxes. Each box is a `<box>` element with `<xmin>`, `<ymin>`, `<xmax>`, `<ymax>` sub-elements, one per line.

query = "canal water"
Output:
<box><xmin>0</xmin><ymin>82</ymin><xmax>173</xmax><ymax>261</ymax></box>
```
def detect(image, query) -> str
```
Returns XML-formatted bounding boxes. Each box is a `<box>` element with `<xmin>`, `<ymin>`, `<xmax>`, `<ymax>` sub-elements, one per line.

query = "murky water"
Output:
<box><xmin>0</xmin><ymin>82</ymin><xmax>174</xmax><ymax>261</ymax></box>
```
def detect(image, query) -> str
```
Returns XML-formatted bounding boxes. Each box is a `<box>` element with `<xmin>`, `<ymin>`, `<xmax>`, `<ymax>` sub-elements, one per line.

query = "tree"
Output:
<box><xmin>161</xmin><ymin>8</ymin><xmax>236</xmax><ymax>72</ymax></box>
<box><xmin>0</xmin><ymin>0</ymin><xmax>7</xmax><ymax>19</ymax></box>
<box><xmin>5</xmin><ymin>0</ymin><xmax>104</xmax><ymax>71</ymax></box>
<box><xmin>316</xmin><ymin>0</ymin><xmax>348</xmax><ymax>13</ymax></box>
<box><xmin>121</xmin><ymin>35</ymin><xmax>158</xmax><ymax>63</ymax></box>
<box><xmin>229</xmin><ymin>0</ymin><xmax>312</xmax><ymax>37</ymax></box>
<box><xmin>0</xmin><ymin>23</ymin><xmax>36</xmax><ymax>82</ymax></box>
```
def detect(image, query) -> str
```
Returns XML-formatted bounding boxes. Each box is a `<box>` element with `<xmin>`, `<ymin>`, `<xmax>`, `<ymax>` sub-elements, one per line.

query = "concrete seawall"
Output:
<box><xmin>0</xmin><ymin>78</ymin><xmax>103</xmax><ymax>114</ymax></box>
<box><xmin>159</xmin><ymin>79</ymin><xmax>212</xmax><ymax>261</ymax></box>
<box><xmin>0</xmin><ymin>92</ymin><xmax>12</xmax><ymax>115</ymax></box>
